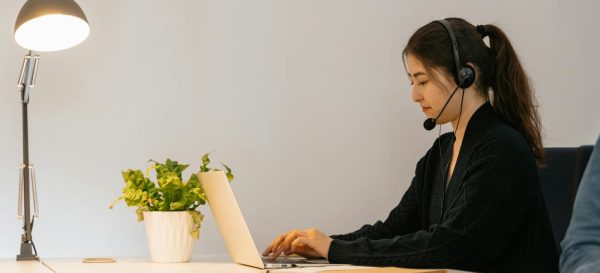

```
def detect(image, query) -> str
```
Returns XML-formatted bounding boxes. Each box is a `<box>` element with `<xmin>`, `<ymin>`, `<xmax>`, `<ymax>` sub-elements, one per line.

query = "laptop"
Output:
<box><xmin>198</xmin><ymin>171</ymin><xmax>329</xmax><ymax>269</ymax></box>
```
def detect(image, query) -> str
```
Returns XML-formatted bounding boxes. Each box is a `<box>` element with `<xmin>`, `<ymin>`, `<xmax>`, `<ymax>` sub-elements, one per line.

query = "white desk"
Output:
<box><xmin>1</xmin><ymin>257</ymin><xmax>265</xmax><ymax>273</ymax></box>
<box><xmin>0</xmin><ymin>260</ymin><xmax>55</xmax><ymax>273</ymax></box>
<box><xmin>1</xmin><ymin>257</ymin><xmax>470</xmax><ymax>273</ymax></box>
<box><xmin>43</xmin><ymin>258</ymin><xmax>266</xmax><ymax>273</ymax></box>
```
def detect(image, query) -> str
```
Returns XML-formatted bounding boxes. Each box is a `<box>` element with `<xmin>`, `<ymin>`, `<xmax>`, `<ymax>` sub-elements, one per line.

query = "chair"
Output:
<box><xmin>539</xmin><ymin>145</ymin><xmax>594</xmax><ymax>255</ymax></box>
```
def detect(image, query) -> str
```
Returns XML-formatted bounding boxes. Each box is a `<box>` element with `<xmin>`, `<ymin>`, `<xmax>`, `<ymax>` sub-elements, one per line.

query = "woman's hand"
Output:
<box><xmin>262</xmin><ymin>228</ymin><xmax>333</xmax><ymax>260</ymax></box>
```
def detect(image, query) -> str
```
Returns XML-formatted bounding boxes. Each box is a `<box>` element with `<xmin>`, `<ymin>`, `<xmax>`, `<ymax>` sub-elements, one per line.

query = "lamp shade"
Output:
<box><xmin>14</xmin><ymin>0</ymin><xmax>90</xmax><ymax>52</ymax></box>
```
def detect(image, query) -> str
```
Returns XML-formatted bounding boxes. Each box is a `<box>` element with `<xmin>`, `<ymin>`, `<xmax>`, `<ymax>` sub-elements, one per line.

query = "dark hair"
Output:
<box><xmin>403</xmin><ymin>18</ymin><xmax>545</xmax><ymax>166</ymax></box>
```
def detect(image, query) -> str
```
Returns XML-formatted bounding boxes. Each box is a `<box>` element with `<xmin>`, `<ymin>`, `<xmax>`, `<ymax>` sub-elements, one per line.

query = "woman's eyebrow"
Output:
<box><xmin>412</xmin><ymin>72</ymin><xmax>427</xmax><ymax>78</ymax></box>
<box><xmin>408</xmin><ymin>71</ymin><xmax>427</xmax><ymax>79</ymax></box>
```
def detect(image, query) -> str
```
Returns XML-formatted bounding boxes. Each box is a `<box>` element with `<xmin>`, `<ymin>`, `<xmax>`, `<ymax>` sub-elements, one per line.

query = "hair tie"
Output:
<box><xmin>476</xmin><ymin>25</ymin><xmax>488</xmax><ymax>38</ymax></box>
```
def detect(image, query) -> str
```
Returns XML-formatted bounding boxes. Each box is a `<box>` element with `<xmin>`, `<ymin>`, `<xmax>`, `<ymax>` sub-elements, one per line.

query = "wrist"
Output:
<box><xmin>323</xmin><ymin>237</ymin><xmax>333</xmax><ymax>259</ymax></box>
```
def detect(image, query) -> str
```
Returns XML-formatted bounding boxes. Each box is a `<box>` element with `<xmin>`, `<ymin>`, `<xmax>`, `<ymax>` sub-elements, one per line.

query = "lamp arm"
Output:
<box><xmin>18</xmin><ymin>51</ymin><xmax>39</xmax><ymax>103</ymax></box>
<box><xmin>16</xmin><ymin>51</ymin><xmax>39</xmax><ymax>261</ymax></box>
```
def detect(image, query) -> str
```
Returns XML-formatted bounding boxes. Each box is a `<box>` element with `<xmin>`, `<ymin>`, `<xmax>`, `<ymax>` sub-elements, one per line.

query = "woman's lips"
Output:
<box><xmin>421</xmin><ymin>107</ymin><xmax>431</xmax><ymax>113</ymax></box>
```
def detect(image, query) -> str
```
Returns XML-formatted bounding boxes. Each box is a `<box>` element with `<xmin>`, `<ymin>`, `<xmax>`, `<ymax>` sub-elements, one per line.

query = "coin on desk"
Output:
<box><xmin>82</xmin><ymin>257</ymin><xmax>116</xmax><ymax>263</ymax></box>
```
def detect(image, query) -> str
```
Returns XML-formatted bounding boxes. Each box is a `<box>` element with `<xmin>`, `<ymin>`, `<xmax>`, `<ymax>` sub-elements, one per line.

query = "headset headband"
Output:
<box><xmin>435</xmin><ymin>19</ymin><xmax>463</xmax><ymax>81</ymax></box>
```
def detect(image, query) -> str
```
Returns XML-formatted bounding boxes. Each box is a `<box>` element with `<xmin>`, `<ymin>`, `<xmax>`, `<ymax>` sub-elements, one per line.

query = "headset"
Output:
<box><xmin>436</xmin><ymin>19</ymin><xmax>475</xmax><ymax>89</ymax></box>
<box><xmin>422</xmin><ymin>19</ymin><xmax>476</xmax><ymax>131</ymax></box>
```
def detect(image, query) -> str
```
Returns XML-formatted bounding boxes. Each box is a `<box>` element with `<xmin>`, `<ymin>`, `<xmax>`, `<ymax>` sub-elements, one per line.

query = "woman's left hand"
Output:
<box><xmin>262</xmin><ymin>228</ymin><xmax>333</xmax><ymax>260</ymax></box>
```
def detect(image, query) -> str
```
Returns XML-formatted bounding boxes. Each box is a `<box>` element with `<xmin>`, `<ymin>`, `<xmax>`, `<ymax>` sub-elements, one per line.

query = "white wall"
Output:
<box><xmin>0</xmin><ymin>0</ymin><xmax>598</xmax><ymax>258</ymax></box>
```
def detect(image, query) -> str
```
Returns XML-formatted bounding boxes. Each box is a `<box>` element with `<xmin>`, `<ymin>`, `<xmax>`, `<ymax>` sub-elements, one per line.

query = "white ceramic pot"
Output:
<box><xmin>143</xmin><ymin>211</ymin><xmax>197</xmax><ymax>262</ymax></box>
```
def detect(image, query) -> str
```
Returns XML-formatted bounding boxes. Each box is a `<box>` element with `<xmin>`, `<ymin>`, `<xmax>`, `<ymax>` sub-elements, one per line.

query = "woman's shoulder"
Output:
<box><xmin>474</xmin><ymin>120</ymin><xmax>535</xmax><ymax>165</ymax></box>
<box><xmin>482</xmin><ymin>120</ymin><xmax>529</xmax><ymax>150</ymax></box>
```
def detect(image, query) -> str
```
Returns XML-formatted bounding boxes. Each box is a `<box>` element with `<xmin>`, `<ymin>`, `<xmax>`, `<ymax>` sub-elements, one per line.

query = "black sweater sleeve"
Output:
<box><xmin>330</xmin><ymin>155</ymin><xmax>427</xmax><ymax>241</ymax></box>
<box><xmin>327</xmin><ymin>131</ymin><xmax>536</xmax><ymax>269</ymax></box>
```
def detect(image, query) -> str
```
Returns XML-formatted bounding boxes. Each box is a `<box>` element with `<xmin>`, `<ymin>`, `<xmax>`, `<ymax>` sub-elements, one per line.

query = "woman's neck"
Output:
<box><xmin>450</xmin><ymin>94</ymin><xmax>487</xmax><ymax>144</ymax></box>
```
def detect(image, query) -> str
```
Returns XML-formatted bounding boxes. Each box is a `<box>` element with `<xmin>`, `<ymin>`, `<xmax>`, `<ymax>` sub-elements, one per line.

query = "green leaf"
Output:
<box><xmin>200</xmin><ymin>153</ymin><xmax>211</xmax><ymax>172</ymax></box>
<box><xmin>189</xmin><ymin>210</ymin><xmax>204</xmax><ymax>240</ymax></box>
<box><xmin>159</xmin><ymin>197</ymin><xmax>170</xmax><ymax>211</ymax></box>
<box><xmin>187</xmin><ymin>173</ymin><xmax>199</xmax><ymax>187</ymax></box>
<box><xmin>170</xmin><ymin>201</ymin><xmax>187</xmax><ymax>211</ymax></box>
<box><xmin>136</xmin><ymin>207</ymin><xmax>145</xmax><ymax>221</ymax></box>
<box><xmin>222</xmin><ymin>162</ymin><xmax>234</xmax><ymax>182</ymax></box>
<box><xmin>109</xmin><ymin>196</ymin><xmax>124</xmax><ymax>209</ymax></box>
<box><xmin>165</xmin><ymin>159</ymin><xmax>189</xmax><ymax>179</ymax></box>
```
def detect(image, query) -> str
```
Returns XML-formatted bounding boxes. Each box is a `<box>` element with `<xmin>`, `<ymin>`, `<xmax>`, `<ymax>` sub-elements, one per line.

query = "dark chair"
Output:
<box><xmin>539</xmin><ymin>145</ymin><xmax>594</xmax><ymax>255</ymax></box>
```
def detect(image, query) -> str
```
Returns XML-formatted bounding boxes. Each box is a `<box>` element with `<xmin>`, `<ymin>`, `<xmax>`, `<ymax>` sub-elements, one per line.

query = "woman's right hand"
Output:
<box><xmin>262</xmin><ymin>228</ymin><xmax>329</xmax><ymax>260</ymax></box>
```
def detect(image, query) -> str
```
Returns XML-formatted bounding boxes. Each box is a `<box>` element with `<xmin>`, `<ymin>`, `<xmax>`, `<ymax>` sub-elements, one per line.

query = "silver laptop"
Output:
<box><xmin>198</xmin><ymin>171</ymin><xmax>329</xmax><ymax>269</ymax></box>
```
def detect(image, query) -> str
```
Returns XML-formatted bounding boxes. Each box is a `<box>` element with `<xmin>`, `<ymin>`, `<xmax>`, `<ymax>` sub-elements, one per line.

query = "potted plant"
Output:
<box><xmin>109</xmin><ymin>153</ymin><xmax>233</xmax><ymax>262</ymax></box>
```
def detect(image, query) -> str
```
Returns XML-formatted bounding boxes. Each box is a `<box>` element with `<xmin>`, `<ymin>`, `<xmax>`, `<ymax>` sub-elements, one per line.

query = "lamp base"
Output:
<box><xmin>16</xmin><ymin>242</ymin><xmax>38</xmax><ymax>261</ymax></box>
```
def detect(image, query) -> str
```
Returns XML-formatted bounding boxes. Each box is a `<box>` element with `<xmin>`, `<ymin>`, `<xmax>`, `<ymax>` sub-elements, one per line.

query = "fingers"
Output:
<box><xmin>269</xmin><ymin>230</ymin><xmax>304</xmax><ymax>259</ymax></box>
<box><xmin>281</xmin><ymin>230</ymin><xmax>305</xmax><ymax>255</ymax></box>
<box><xmin>262</xmin><ymin>245</ymin><xmax>270</xmax><ymax>256</ymax></box>
<box><xmin>261</xmin><ymin>238</ymin><xmax>275</xmax><ymax>256</ymax></box>
<box><xmin>262</xmin><ymin>233</ymin><xmax>286</xmax><ymax>256</ymax></box>
<box><xmin>264</xmin><ymin>229</ymin><xmax>311</xmax><ymax>260</ymax></box>
<box><xmin>268</xmin><ymin>241</ymin><xmax>286</xmax><ymax>260</ymax></box>
<box><xmin>269</xmin><ymin>234</ymin><xmax>288</xmax><ymax>258</ymax></box>
<box><xmin>263</xmin><ymin>229</ymin><xmax>323</xmax><ymax>260</ymax></box>
<box><xmin>268</xmin><ymin>245</ymin><xmax>283</xmax><ymax>260</ymax></box>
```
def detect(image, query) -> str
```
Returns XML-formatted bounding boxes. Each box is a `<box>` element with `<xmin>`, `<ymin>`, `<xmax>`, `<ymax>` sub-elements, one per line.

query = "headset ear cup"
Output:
<box><xmin>458</xmin><ymin>65</ymin><xmax>475</xmax><ymax>89</ymax></box>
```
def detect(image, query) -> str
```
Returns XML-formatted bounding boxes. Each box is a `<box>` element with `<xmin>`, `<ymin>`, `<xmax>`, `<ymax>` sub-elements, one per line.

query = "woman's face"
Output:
<box><xmin>406</xmin><ymin>53</ymin><xmax>461</xmax><ymax>125</ymax></box>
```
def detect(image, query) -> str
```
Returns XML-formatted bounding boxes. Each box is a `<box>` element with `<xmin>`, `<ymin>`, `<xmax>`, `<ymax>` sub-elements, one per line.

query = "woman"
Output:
<box><xmin>263</xmin><ymin>18</ymin><xmax>558</xmax><ymax>272</ymax></box>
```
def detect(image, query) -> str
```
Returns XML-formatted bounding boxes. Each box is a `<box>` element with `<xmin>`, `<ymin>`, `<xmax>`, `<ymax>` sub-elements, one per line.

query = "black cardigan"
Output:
<box><xmin>328</xmin><ymin>102</ymin><xmax>558</xmax><ymax>272</ymax></box>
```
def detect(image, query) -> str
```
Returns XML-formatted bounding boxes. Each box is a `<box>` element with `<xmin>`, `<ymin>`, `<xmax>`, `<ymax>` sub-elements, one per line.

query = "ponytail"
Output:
<box><xmin>484</xmin><ymin>24</ymin><xmax>545</xmax><ymax>166</ymax></box>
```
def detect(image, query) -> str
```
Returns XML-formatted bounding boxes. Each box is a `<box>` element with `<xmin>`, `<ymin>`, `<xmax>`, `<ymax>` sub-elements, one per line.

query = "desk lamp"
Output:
<box><xmin>14</xmin><ymin>0</ymin><xmax>89</xmax><ymax>261</ymax></box>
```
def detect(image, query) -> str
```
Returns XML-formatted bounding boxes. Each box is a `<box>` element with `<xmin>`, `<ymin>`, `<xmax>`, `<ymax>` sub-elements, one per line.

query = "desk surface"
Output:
<box><xmin>0</xmin><ymin>256</ymin><xmax>470</xmax><ymax>273</ymax></box>
<box><xmin>44</xmin><ymin>258</ymin><xmax>266</xmax><ymax>273</ymax></box>
<box><xmin>0</xmin><ymin>260</ymin><xmax>54</xmax><ymax>273</ymax></box>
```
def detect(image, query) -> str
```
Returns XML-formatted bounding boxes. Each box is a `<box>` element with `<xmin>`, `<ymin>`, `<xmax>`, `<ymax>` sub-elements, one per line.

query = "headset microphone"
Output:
<box><xmin>423</xmin><ymin>117</ymin><xmax>437</xmax><ymax>131</ymax></box>
<box><xmin>423</xmin><ymin>85</ymin><xmax>462</xmax><ymax>131</ymax></box>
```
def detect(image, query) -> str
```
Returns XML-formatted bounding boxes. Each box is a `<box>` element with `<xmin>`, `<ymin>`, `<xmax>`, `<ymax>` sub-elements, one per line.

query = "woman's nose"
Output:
<box><xmin>412</xmin><ymin>87</ymin><xmax>422</xmax><ymax>103</ymax></box>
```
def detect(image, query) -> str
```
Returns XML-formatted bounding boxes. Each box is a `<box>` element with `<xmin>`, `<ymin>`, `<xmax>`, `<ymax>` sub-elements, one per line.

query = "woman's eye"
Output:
<box><xmin>417</xmin><ymin>81</ymin><xmax>428</xmax><ymax>86</ymax></box>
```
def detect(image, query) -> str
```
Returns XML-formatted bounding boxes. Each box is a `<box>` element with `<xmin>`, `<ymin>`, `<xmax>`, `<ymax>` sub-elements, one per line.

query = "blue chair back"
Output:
<box><xmin>539</xmin><ymin>145</ymin><xmax>594</xmax><ymax>254</ymax></box>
